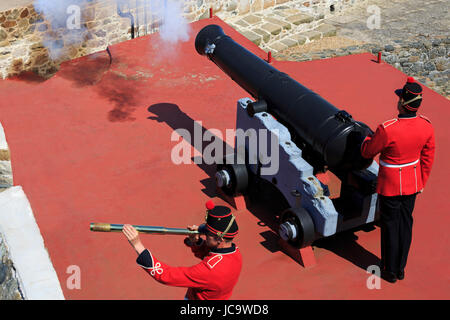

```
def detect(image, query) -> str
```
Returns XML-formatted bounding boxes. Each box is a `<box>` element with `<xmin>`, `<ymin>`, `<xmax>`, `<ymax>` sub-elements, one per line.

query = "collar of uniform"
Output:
<box><xmin>398</xmin><ymin>113</ymin><xmax>417</xmax><ymax>119</ymax></box>
<box><xmin>210</xmin><ymin>243</ymin><xmax>236</xmax><ymax>254</ymax></box>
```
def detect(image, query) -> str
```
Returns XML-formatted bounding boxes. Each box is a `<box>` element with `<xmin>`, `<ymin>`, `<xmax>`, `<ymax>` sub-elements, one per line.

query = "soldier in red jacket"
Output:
<box><xmin>361</xmin><ymin>77</ymin><xmax>435</xmax><ymax>283</ymax></box>
<box><xmin>122</xmin><ymin>200</ymin><xmax>242</xmax><ymax>299</ymax></box>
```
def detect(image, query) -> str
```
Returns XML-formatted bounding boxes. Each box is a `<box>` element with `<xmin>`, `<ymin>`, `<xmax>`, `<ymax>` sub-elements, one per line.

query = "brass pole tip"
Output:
<box><xmin>90</xmin><ymin>223</ymin><xmax>111</xmax><ymax>232</ymax></box>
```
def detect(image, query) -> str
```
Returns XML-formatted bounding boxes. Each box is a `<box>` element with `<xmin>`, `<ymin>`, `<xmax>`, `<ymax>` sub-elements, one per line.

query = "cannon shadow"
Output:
<box><xmin>147</xmin><ymin>102</ymin><xmax>380</xmax><ymax>271</ymax></box>
<box><xmin>147</xmin><ymin>102</ymin><xmax>233</xmax><ymax>200</ymax></box>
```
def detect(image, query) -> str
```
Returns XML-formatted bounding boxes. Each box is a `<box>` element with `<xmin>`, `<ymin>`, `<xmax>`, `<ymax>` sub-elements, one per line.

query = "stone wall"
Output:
<box><xmin>0</xmin><ymin>122</ymin><xmax>23</xmax><ymax>300</ymax></box>
<box><xmin>275</xmin><ymin>37</ymin><xmax>450</xmax><ymax>98</ymax></box>
<box><xmin>0</xmin><ymin>232</ymin><xmax>24</xmax><ymax>300</ymax></box>
<box><xmin>0</xmin><ymin>0</ymin><xmax>365</xmax><ymax>79</ymax></box>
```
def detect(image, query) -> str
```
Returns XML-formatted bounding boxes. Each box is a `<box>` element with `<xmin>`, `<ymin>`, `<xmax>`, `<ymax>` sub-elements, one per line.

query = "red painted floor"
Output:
<box><xmin>0</xmin><ymin>17</ymin><xmax>449</xmax><ymax>300</ymax></box>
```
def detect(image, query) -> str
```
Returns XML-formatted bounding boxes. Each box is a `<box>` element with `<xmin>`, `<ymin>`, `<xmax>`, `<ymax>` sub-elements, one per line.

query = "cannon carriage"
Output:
<box><xmin>195</xmin><ymin>25</ymin><xmax>380</xmax><ymax>255</ymax></box>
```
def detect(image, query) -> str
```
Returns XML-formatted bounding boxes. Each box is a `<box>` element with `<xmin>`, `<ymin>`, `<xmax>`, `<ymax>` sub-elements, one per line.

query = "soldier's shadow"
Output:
<box><xmin>147</xmin><ymin>102</ymin><xmax>381</xmax><ymax>272</ymax></box>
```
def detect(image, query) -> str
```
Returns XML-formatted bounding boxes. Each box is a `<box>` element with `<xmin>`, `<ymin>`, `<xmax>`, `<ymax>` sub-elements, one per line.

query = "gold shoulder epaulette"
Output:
<box><xmin>419</xmin><ymin>115</ymin><xmax>432</xmax><ymax>123</ymax></box>
<box><xmin>382</xmin><ymin>118</ymin><xmax>398</xmax><ymax>128</ymax></box>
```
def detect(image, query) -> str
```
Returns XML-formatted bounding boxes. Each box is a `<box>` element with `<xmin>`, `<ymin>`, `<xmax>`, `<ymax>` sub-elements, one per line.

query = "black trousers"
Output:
<box><xmin>379</xmin><ymin>193</ymin><xmax>417</xmax><ymax>274</ymax></box>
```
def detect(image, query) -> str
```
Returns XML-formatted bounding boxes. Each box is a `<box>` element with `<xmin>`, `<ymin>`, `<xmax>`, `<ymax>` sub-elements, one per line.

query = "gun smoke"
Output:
<box><xmin>33</xmin><ymin>0</ymin><xmax>191</xmax><ymax>60</ymax></box>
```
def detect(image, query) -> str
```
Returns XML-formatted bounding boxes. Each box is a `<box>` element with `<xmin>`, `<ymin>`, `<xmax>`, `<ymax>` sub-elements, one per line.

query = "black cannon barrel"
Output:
<box><xmin>195</xmin><ymin>25</ymin><xmax>373</xmax><ymax>173</ymax></box>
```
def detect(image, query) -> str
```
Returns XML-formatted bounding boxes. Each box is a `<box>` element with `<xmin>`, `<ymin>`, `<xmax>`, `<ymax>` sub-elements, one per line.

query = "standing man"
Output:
<box><xmin>361</xmin><ymin>77</ymin><xmax>435</xmax><ymax>283</ymax></box>
<box><xmin>122</xmin><ymin>200</ymin><xmax>242</xmax><ymax>299</ymax></box>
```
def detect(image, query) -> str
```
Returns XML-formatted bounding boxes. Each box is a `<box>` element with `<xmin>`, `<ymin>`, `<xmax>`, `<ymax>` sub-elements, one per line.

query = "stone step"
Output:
<box><xmin>225</xmin><ymin>5</ymin><xmax>337</xmax><ymax>54</ymax></box>
<box><xmin>267</xmin><ymin>23</ymin><xmax>337</xmax><ymax>53</ymax></box>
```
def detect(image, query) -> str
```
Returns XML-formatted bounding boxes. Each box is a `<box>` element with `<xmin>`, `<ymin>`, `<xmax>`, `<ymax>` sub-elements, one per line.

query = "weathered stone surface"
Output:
<box><xmin>234</xmin><ymin>19</ymin><xmax>249</xmax><ymax>28</ymax></box>
<box><xmin>243</xmin><ymin>14</ymin><xmax>262</xmax><ymax>25</ymax></box>
<box><xmin>286</xmin><ymin>13</ymin><xmax>314</xmax><ymax>25</ymax></box>
<box><xmin>253</xmin><ymin>28</ymin><xmax>271</xmax><ymax>43</ymax></box>
<box><xmin>2</xmin><ymin>20</ymin><xmax>16</xmax><ymax>28</ymax></box>
<box><xmin>290</xmin><ymin>34</ymin><xmax>307</xmax><ymax>45</ymax></box>
<box><xmin>0</xmin><ymin>29</ymin><xmax>7</xmax><ymax>41</ymax></box>
<box><xmin>434</xmin><ymin>57</ymin><xmax>449</xmax><ymax>71</ymax></box>
<box><xmin>0</xmin><ymin>234</ymin><xmax>23</xmax><ymax>300</ymax></box>
<box><xmin>241</xmin><ymin>30</ymin><xmax>262</xmax><ymax>46</ymax></box>
<box><xmin>280</xmin><ymin>38</ymin><xmax>298</xmax><ymax>48</ymax></box>
<box><xmin>270</xmin><ymin>41</ymin><xmax>288</xmax><ymax>52</ymax></box>
<box><xmin>264</xmin><ymin>0</ymin><xmax>276</xmax><ymax>9</ymax></box>
<box><xmin>251</xmin><ymin>0</ymin><xmax>264</xmax><ymax>12</ymax></box>
<box><xmin>20</xmin><ymin>8</ymin><xmax>29</xmax><ymax>19</ymax></box>
<box><xmin>198</xmin><ymin>9</ymin><xmax>210</xmax><ymax>20</ymax></box>
<box><xmin>261</xmin><ymin>22</ymin><xmax>282</xmax><ymax>35</ymax></box>
<box><xmin>315</xmin><ymin>24</ymin><xmax>337</xmax><ymax>37</ymax></box>
<box><xmin>0</xmin><ymin>161</ymin><xmax>11</xmax><ymax>175</ymax></box>
<box><xmin>409</xmin><ymin>55</ymin><xmax>419</xmax><ymax>63</ymax></box>
<box><xmin>301</xmin><ymin>30</ymin><xmax>321</xmax><ymax>41</ymax></box>
<box><xmin>265</xmin><ymin>17</ymin><xmax>291</xmax><ymax>30</ymax></box>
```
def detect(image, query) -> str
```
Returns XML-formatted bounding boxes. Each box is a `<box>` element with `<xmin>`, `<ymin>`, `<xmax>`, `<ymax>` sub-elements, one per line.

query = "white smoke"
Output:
<box><xmin>33</xmin><ymin>0</ymin><xmax>191</xmax><ymax>61</ymax></box>
<box><xmin>33</xmin><ymin>0</ymin><xmax>87</xmax><ymax>60</ymax></box>
<box><xmin>152</xmin><ymin>0</ymin><xmax>191</xmax><ymax>43</ymax></box>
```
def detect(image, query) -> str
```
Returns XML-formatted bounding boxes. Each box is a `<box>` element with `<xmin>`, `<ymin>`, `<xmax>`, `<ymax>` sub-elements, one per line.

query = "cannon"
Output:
<box><xmin>195</xmin><ymin>25</ymin><xmax>380</xmax><ymax>255</ymax></box>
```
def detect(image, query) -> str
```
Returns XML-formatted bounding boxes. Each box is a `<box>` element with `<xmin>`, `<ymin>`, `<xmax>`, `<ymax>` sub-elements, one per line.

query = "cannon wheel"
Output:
<box><xmin>216</xmin><ymin>162</ymin><xmax>249</xmax><ymax>196</ymax></box>
<box><xmin>279</xmin><ymin>207</ymin><xmax>315</xmax><ymax>248</ymax></box>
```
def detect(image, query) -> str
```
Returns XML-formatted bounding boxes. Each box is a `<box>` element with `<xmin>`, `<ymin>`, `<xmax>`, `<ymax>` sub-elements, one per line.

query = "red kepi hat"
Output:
<box><xmin>203</xmin><ymin>200</ymin><xmax>238</xmax><ymax>239</ymax></box>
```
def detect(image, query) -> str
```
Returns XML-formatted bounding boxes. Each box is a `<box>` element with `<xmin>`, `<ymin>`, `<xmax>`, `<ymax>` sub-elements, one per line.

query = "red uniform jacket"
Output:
<box><xmin>361</xmin><ymin>114</ymin><xmax>435</xmax><ymax>196</ymax></box>
<box><xmin>136</xmin><ymin>238</ymin><xmax>242</xmax><ymax>300</ymax></box>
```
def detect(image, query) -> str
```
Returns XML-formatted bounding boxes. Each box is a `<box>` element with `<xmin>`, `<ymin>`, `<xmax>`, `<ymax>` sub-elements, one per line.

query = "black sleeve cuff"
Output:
<box><xmin>136</xmin><ymin>249</ymin><xmax>153</xmax><ymax>269</ymax></box>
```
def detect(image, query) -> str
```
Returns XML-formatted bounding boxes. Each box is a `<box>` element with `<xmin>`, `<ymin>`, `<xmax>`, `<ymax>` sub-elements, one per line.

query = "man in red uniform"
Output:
<box><xmin>361</xmin><ymin>77</ymin><xmax>435</xmax><ymax>283</ymax></box>
<box><xmin>122</xmin><ymin>200</ymin><xmax>242</xmax><ymax>299</ymax></box>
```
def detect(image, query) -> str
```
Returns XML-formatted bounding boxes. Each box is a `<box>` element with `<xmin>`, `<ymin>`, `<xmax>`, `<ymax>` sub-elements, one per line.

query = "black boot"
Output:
<box><xmin>382</xmin><ymin>270</ymin><xmax>397</xmax><ymax>283</ymax></box>
<box><xmin>397</xmin><ymin>270</ymin><xmax>405</xmax><ymax>280</ymax></box>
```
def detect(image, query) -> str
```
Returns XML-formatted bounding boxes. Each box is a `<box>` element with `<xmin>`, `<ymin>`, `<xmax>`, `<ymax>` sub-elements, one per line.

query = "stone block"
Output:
<box><xmin>315</xmin><ymin>24</ymin><xmax>337</xmax><ymax>37</ymax></box>
<box><xmin>0</xmin><ymin>30</ymin><xmax>7</xmax><ymax>42</ymax></box>
<box><xmin>290</xmin><ymin>34</ymin><xmax>307</xmax><ymax>45</ymax></box>
<box><xmin>264</xmin><ymin>0</ymin><xmax>276</xmax><ymax>9</ymax></box>
<box><xmin>243</xmin><ymin>14</ymin><xmax>262</xmax><ymax>25</ymax></box>
<box><xmin>251</xmin><ymin>0</ymin><xmax>264</xmax><ymax>12</ymax></box>
<box><xmin>280</xmin><ymin>38</ymin><xmax>298</xmax><ymax>49</ymax></box>
<box><xmin>261</xmin><ymin>23</ymin><xmax>282</xmax><ymax>35</ymax></box>
<box><xmin>269</xmin><ymin>41</ymin><xmax>288</xmax><ymax>53</ymax></box>
<box><xmin>234</xmin><ymin>19</ymin><xmax>249</xmax><ymax>28</ymax></box>
<box><xmin>241</xmin><ymin>30</ymin><xmax>262</xmax><ymax>46</ymax></box>
<box><xmin>253</xmin><ymin>28</ymin><xmax>271</xmax><ymax>43</ymax></box>
<box><xmin>286</xmin><ymin>13</ymin><xmax>314</xmax><ymax>25</ymax></box>
<box><xmin>265</xmin><ymin>17</ymin><xmax>291</xmax><ymax>30</ymax></box>
<box><xmin>301</xmin><ymin>30</ymin><xmax>321</xmax><ymax>41</ymax></box>
<box><xmin>435</xmin><ymin>57</ymin><xmax>449</xmax><ymax>71</ymax></box>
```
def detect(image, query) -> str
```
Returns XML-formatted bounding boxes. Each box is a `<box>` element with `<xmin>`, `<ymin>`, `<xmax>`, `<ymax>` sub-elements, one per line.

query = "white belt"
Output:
<box><xmin>379</xmin><ymin>159</ymin><xmax>419</xmax><ymax>168</ymax></box>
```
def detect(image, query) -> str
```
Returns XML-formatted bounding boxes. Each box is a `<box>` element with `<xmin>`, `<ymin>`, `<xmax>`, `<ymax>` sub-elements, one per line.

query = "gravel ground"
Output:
<box><xmin>275</xmin><ymin>0</ymin><xmax>449</xmax><ymax>99</ymax></box>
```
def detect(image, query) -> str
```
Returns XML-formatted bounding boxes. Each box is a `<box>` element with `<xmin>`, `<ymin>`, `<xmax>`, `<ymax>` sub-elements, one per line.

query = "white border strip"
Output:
<box><xmin>0</xmin><ymin>122</ymin><xmax>8</xmax><ymax>150</ymax></box>
<box><xmin>0</xmin><ymin>186</ymin><xmax>65</xmax><ymax>300</ymax></box>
